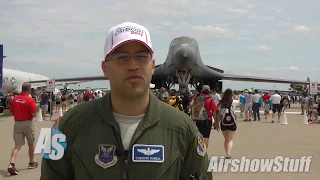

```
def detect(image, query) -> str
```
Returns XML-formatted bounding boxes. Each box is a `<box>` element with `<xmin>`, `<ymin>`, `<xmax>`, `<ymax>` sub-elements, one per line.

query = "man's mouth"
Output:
<box><xmin>125</xmin><ymin>75</ymin><xmax>143</xmax><ymax>80</ymax></box>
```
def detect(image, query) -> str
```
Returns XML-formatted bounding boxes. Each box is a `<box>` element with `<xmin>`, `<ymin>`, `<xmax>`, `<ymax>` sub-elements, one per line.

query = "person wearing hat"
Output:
<box><xmin>243</xmin><ymin>89</ymin><xmax>253</xmax><ymax>121</ymax></box>
<box><xmin>210</xmin><ymin>88</ymin><xmax>221</xmax><ymax>107</ymax></box>
<box><xmin>191</xmin><ymin>85</ymin><xmax>218</xmax><ymax>149</ymax></box>
<box><xmin>40</xmin><ymin>22</ymin><xmax>212</xmax><ymax>180</ymax></box>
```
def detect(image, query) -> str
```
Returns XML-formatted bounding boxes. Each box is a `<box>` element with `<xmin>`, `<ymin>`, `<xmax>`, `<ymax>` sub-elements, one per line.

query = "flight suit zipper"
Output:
<box><xmin>111</xmin><ymin>109</ymin><xmax>162</xmax><ymax>179</ymax></box>
<box><xmin>112</xmin><ymin>126</ymin><xmax>129</xmax><ymax>180</ymax></box>
<box><xmin>123</xmin><ymin>150</ymin><xmax>129</xmax><ymax>180</ymax></box>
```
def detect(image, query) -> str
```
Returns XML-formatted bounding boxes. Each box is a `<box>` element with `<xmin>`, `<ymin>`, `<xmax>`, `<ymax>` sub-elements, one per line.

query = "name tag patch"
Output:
<box><xmin>132</xmin><ymin>144</ymin><xmax>164</xmax><ymax>163</ymax></box>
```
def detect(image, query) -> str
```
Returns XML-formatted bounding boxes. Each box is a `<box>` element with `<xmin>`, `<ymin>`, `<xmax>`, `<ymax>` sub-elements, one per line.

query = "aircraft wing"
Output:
<box><xmin>205</xmin><ymin>65</ymin><xmax>224</xmax><ymax>73</ymax></box>
<box><xmin>29</xmin><ymin>76</ymin><xmax>107</xmax><ymax>84</ymax></box>
<box><xmin>221</xmin><ymin>74</ymin><xmax>309</xmax><ymax>84</ymax></box>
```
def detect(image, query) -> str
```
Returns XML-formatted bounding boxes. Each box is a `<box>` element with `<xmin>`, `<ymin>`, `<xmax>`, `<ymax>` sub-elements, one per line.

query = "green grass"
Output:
<box><xmin>0</xmin><ymin>105</ymin><xmax>40</xmax><ymax>118</ymax></box>
<box><xmin>0</xmin><ymin>109</ymin><xmax>11</xmax><ymax>117</ymax></box>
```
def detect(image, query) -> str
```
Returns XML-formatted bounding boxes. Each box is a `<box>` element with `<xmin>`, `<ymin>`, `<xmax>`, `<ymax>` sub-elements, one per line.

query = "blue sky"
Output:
<box><xmin>0</xmin><ymin>0</ymin><xmax>319</xmax><ymax>91</ymax></box>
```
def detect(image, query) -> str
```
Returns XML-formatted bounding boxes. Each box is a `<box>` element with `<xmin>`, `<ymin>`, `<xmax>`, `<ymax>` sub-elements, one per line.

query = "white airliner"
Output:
<box><xmin>0</xmin><ymin>68</ymin><xmax>78</xmax><ymax>95</ymax></box>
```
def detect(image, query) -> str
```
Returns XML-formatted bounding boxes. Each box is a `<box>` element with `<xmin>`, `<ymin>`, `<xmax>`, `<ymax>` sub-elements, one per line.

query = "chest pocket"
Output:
<box><xmin>126</xmin><ymin>125</ymin><xmax>183</xmax><ymax>180</ymax></box>
<box><xmin>70</xmin><ymin>123</ymin><xmax>123</xmax><ymax>180</ymax></box>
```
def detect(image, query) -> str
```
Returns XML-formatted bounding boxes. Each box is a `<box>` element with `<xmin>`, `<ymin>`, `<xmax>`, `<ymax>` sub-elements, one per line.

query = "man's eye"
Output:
<box><xmin>118</xmin><ymin>55</ymin><xmax>128</xmax><ymax>59</ymax></box>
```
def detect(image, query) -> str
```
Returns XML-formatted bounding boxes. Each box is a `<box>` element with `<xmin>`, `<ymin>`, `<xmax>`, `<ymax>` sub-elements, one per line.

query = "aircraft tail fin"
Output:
<box><xmin>0</xmin><ymin>44</ymin><xmax>3</xmax><ymax>89</ymax></box>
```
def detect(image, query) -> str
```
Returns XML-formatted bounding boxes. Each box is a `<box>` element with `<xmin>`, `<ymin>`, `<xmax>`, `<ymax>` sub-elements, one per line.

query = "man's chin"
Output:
<box><xmin>123</xmin><ymin>85</ymin><xmax>149</xmax><ymax>97</ymax></box>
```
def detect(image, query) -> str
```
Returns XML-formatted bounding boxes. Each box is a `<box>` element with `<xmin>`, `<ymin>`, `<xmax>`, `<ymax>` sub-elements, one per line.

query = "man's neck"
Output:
<box><xmin>110</xmin><ymin>91</ymin><xmax>150</xmax><ymax>116</ymax></box>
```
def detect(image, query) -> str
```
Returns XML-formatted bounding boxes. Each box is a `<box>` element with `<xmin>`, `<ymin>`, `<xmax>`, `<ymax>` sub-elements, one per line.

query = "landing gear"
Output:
<box><xmin>153</xmin><ymin>80</ymin><xmax>174</xmax><ymax>90</ymax></box>
<box><xmin>176</xmin><ymin>70</ymin><xmax>192</xmax><ymax>84</ymax></box>
<box><xmin>191</xmin><ymin>80</ymin><xmax>223</xmax><ymax>93</ymax></box>
<box><xmin>191</xmin><ymin>82</ymin><xmax>203</xmax><ymax>93</ymax></box>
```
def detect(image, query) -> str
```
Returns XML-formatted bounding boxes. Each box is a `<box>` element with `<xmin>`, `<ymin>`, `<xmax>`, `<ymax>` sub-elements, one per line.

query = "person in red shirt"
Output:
<box><xmin>263</xmin><ymin>92</ymin><xmax>271</xmax><ymax>119</ymax></box>
<box><xmin>83</xmin><ymin>89</ymin><xmax>95</xmax><ymax>102</ymax></box>
<box><xmin>7</xmin><ymin>82</ymin><xmax>38</xmax><ymax>176</ymax></box>
<box><xmin>263</xmin><ymin>92</ymin><xmax>271</xmax><ymax>102</ymax></box>
<box><xmin>192</xmin><ymin>85</ymin><xmax>218</xmax><ymax>149</ymax></box>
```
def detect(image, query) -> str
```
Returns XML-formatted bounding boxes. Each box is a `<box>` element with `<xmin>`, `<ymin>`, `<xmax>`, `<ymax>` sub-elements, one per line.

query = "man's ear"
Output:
<box><xmin>101</xmin><ymin>61</ymin><xmax>108</xmax><ymax>78</ymax></box>
<box><xmin>151</xmin><ymin>59</ymin><xmax>155</xmax><ymax>75</ymax></box>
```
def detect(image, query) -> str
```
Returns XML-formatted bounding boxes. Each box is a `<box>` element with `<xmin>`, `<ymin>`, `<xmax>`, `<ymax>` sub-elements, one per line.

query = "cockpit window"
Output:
<box><xmin>170</xmin><ymin>37</ymin><xmax>197</xmax><ymax>46</ymax></box>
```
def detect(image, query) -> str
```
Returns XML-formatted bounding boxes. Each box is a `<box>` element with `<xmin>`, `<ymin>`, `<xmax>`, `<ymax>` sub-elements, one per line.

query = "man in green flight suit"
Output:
<box><xmin>40</xmin><ymin>22</ymin><xmax>212</xmax><ymax>180</ymax></box>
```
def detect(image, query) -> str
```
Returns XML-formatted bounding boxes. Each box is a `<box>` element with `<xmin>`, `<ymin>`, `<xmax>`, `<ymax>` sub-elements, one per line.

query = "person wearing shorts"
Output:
<box><xmin>270</xmin><ymin>90</ymin><xmax>282</xmax><ymax>123</ymax></box>
<box><xmin>313</xmin><ymin>99</ymin><xmax>320</xmax><ymax>120</ymax></box>
<box><xmin>193</xmin><ymin>85</ymin><xmax>218</xmax><ymax>149</ymax></box>
<box><xmin>239</xmin><ymin>91</ymin><xmax>245</xmax><ymax>117</ymax></box>
<box><xmin>215</xmin><ymin>89</ymin><xmax>239</xmax><ymax>159</ymax></box>
<box><xmin>243</xmin><ymin>89</ymin><xmax>253</xmax><ymax>121</ymax></box>
<box><xmin>40</xmin><ymin>89</ymin><xmax>49</xmax><ymax>120</ymax></box>
<box><xmin>264</xmin><ymin>100</ymin><xmax>270</xmax><ymax>119</ymax></box>
<box><xmin>8</xmin><ymin>83</ymin><xmax>38</xmax><ymax>176</ymax></box>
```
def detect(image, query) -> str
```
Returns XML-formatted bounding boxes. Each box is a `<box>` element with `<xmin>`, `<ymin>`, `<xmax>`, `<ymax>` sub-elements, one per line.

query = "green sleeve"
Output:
<box><xmin>180</xmin><ymin>131</ymin><xmax>212</xmax><ymax>180</ymax></box>
<box><xmin>40</xmin><ymin>116</ymin><xmax>75</xmax><ymax>180</ymax></box>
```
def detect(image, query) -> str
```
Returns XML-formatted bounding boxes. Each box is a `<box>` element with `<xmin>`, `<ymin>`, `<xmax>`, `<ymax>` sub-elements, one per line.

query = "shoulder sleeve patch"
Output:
<box><xmin>196</xmin><ymin>134</ymin><xmax>206</xmax><ymax>156</ymax></box>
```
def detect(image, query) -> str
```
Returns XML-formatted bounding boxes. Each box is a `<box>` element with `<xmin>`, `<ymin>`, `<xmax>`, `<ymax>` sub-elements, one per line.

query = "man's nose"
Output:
<box><xmin>126</xmin><ymin>56</ymin><xmax>140</xmax><ymax>70</ymax></box>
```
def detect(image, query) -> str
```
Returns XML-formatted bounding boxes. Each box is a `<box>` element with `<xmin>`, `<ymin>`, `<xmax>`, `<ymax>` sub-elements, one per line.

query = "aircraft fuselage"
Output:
<box><xmin>152</xmin><ymin>36</ymin><xmax>223</xmax><ymax>91</ymax></box>
<box><xmin>0</xmin><ymin>68</ymin><xmax>60</xmax><ymax>95</ymax></box>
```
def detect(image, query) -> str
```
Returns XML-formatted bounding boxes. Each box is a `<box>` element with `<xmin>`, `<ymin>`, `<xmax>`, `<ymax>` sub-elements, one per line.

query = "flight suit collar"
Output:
<box><xmin>98</xmin><ymin>90</ymin><xmax>163</xmax><ymax>148</ymax></box>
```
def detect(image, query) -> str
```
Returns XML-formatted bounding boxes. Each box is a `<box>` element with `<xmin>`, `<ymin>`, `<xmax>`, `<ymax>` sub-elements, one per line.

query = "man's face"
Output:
<box><xmin>101</xmin><ymin>41</ymin><xmax>155</xmax><ymax>98</ymax></box>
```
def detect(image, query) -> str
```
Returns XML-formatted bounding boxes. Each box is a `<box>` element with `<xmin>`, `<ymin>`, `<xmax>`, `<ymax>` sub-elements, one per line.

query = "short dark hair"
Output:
<box><xmin>22</xmin><ymin>82</ymin><xmax>31</xmax><ymax>92</ymax></box>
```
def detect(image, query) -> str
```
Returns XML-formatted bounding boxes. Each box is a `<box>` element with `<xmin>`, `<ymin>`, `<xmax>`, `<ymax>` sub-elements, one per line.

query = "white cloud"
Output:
<box><xmin>191</xmin><ymin>25</ymin><xmax>235</xmax><ymax>40</ymax></box>
<box><xmin>254</xmin><ymin>67</ymin><xmax>301</xmax><ymax>72</ymax></box>
<box><xmin>253</xmin><ymin>67</ymin><xmax>275</xmax><ymax>72</ymax></box>
<box><xmin>1</xmin><ymin>0</ymin><xmax>319</xmax><ymax>89</ymax></box>
<box><xmin>247</xmin><ymin>23</ymin><xmax>258</xmax><ymax>27</ymax></box>
<box><xmin>280</xmin><ymin>66</ymin><xmax>300</xmax><ymax>71</ymax></box>
<box><xmin>269</xmin><ymin>7</ymin><xmax>284</xmax><ymax>13</ymax></box>
<box><xmin>244</xmin><ymin>4</ymin><xmax>255</xmax><ymax>9</ymax></box>
<box><xmin>226</xmin><ymin>8</ymin><xmax>249</xmax><ymax>14</ymax></box>
<box><xmin>277</xmin><ymin>21</ymin><xmax>296</xmax><ymax>27</ymax></box>
<box><xmin>247</xmin><ymin>15</ymin><xmax>275</xmax><ymax>21</ymax></box>
<box><xmin>293</xmin><ymin>26</ymin><xmax>311</xmax><ymax>33</ymax></box>
<box><xmin>249</xmin><ymin>45</ymin><xmax>272</xmax><ymax>52</ymax></box>
<box><xmin>264</xmin><ymin>33</ymin><xmax>280</xmax><ymax>40</ymax></box>
<box><xmin>159</xmin><ymin>21</ymin><xmax>174</xmax><ymax>26</ymax></box>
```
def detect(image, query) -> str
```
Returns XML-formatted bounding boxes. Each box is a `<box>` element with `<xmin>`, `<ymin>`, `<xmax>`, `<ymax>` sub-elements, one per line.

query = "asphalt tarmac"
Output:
<box><xmin>0</xmin><ymin>103</ymin><xmax>319</xmax><ymax>180</ymax></box>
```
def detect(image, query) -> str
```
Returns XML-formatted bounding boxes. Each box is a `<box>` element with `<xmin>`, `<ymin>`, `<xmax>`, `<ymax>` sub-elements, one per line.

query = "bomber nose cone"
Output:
<box><xmin>174</xmin><ymin>47</ymin><xmax>194</xmax><ymax>67</ymax></box>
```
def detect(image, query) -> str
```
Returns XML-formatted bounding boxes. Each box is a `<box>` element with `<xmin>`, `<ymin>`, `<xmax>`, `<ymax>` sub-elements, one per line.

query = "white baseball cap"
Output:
<box><xmin>104</xmin><ymin>22</ymin><xmax>154</xmax><ymax>59</ymax></box>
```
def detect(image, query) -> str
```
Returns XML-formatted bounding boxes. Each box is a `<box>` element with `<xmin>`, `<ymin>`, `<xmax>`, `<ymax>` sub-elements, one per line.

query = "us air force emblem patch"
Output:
<box><xmin>94</xmin><ymin>144</ymin><xmax>118</xmax><ymax>169</ymax></box>
<box><xmin>197</xmin><ymin>134</ymin><xmax>206</xmax><ymax>156</ymax></box>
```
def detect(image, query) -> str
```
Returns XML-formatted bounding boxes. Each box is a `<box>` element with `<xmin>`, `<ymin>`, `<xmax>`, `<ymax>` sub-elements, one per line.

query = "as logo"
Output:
<box><xmin>34</xmin><ymin>128</ymin><xmax>67</xmax><ymax>160</ymax></box>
